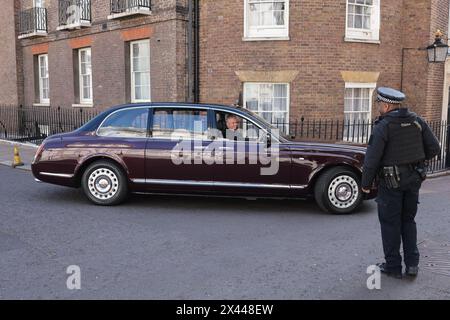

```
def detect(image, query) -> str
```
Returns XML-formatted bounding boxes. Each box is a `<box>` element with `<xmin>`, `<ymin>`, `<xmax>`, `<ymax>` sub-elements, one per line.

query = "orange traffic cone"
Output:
<box><xmin>12</xmin><ymin>146</ymin><xmax>24</xmax><ymax>168</ymax></box>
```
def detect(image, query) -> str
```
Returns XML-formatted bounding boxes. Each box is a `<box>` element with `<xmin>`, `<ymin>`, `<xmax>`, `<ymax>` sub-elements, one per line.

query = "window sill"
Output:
<box><xmin>56</xmin><ymin>20</ymin><xmax>91</xmax><ymax>31</ymax></box>
<box><xmin>131</xmin><ymin>100</ymin><xmax>152</xmax><ymax>103</ymax></box>
<box><xmin>72</xmin><ymin>103</ymin><xmax>93</xmax><ymax>108</ymax></box>
<box><xmin>344</xmin><ymin>37</ymin><xmax>380</xmax><ymax>44</ymax></box>
<box><xmin>107</xmin><ymin>9</ymin><xmax>152</xmax><ymax>20</ymax></box>
<box><xmin>242</xmin><ymin>36</ymin><xmax>290</xmax><ymax>42</ymax></box>
<box><xmin>18</xmin><ymin>31</ymin><xmax>48</xmax><ymax>40</ymax></box>
<box><xmin>33</xmin><ymin>103</ymin><xmax>50</xmax><ymax>107</ymax></box>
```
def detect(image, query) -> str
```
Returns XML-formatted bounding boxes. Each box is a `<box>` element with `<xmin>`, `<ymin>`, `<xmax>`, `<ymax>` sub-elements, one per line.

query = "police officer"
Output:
<box><xmin>361</xmin><ymin>87</ymin><xmax>441</xmax><ymax>279</ymax></box>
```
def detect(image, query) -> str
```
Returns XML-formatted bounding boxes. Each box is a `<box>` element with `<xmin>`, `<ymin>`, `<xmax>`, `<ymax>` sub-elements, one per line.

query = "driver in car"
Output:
<box><xmin>225</xmin><ymin>114</ymin><xmax>245</xmax><ymax>141</ymax></box>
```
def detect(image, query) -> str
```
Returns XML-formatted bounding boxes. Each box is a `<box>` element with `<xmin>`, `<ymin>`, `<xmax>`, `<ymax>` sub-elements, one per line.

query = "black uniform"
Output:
<box><xmin>362</xmin><ymin>104</ymin><xmax>440</xmax><ymax>274</ymax></box>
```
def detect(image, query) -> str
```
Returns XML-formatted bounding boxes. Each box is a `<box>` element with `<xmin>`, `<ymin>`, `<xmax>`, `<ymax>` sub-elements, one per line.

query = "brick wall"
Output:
<box><xmin>0</xmin><ymin>1</ymin><xmax>21</xmax><ymax>105</ymax></box>
<box><xmin>424</xmin><ymin>0</ymin><xmax>449</xmax><ymax>120</ymax></box>
<box><xmin>16</xmin><ymin>0</ymin><xmax>188</xmax><ymax>110</ymax></box>
<box><xmin>199</xmin><ymin>0</ymin><xmax>448</xmax><ymax>122</ymax></box>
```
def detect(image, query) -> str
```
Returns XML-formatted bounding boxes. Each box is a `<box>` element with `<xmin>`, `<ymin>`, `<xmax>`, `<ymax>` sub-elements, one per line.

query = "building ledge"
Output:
<box><xmin>18</xmin><ymin>31</ymin><xmax>48</xmax><ymax>40</ymax></box>
<box><xmin>33</xmin><ymin>103</ymin><xmax>50</xmax><ymax>107</ymax></box>
<box><xmin>242</xmin><ymin>36</ymin><xmax>290</xmax><ymax>42</ymax></box>
<box><xmin>57</xmin><ymin>21</ymin><xmax>91</xmax><ymax>31</ymax></box>
<box><xmin>72</xmin><ymin>103</ymin><xmax>93</xmax><ymax>108</ymax></box>
<box><xmin>108</xmin><ymin>8</ymin><xmax>152</xmax><ymax>20</ymax></box>
<box><xmin>344</xmin><ymin>37</ymin><xmax>381</xmax><ymax>45</ymax></box>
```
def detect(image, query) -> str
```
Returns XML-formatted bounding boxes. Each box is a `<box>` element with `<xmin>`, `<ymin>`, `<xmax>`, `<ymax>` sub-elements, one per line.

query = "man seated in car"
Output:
<box><xmin>225</xmin><ymin>114</ymin><xmax>245</xmax><ymax>141</ymax></box>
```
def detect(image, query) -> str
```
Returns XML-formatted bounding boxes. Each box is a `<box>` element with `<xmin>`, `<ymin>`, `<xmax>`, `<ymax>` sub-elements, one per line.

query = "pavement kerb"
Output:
<box><xmin>0</xmin><ymin>139</ymin><xmax>37</xmax><ymax>171</ymax></box>
<box><xmin>0</xmin><ymin>139</ymin><xmax>39</xmax><ymax>149</ymax></box>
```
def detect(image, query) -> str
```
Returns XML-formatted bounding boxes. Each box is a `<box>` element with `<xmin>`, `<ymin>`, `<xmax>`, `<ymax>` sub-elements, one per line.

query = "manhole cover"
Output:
<box><xmin>418</xmin><ymin>239</ymin><xmax>450</xmax><ymax>277</ymax></box>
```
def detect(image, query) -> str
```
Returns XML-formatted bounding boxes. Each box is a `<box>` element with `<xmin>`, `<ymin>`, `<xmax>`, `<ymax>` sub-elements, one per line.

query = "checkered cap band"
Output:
<box><xmin>376</xmin><ymin>94</ymin><xmax>402</xmax><ymax>104</ymax></box>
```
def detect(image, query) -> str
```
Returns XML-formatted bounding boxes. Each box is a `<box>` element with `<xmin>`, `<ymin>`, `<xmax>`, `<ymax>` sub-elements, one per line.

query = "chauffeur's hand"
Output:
<box><xmin>362</xmin><ymin>188</ymin><xmax>371</xmax><ymax>194</ymax></box>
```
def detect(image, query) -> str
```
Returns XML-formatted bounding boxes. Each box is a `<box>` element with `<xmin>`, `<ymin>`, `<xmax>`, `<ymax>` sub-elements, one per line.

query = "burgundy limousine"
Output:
<box><xmin>31</xmin><ymin>103</ymin><xmax>376</xmax><ymax>214</ymax></box>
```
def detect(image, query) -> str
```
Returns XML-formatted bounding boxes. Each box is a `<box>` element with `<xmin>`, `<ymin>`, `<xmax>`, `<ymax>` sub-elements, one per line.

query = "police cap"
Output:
<box><xmin>376</xmin><ymin>87</ymin><xmax>406</xmax><ymax>104</ymax></box>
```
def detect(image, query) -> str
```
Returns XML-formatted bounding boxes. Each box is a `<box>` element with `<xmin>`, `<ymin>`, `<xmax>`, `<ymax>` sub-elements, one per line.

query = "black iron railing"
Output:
<box><xmin>270</xmin><ymin>118</ymin><xmax>449</xmax><ymax>173</ymax></box>
<box><xmin>59</xmin><ymin>0</ymin><xmax>92</xmax><ymax>26</ymax></box>
<box><xmin>110</xmin><ymin>0</ymin><xmax>152</xmax><ymax>14</ymax></box>
<box><xmin>271</xmin><ymin>118</ymin><xmax>374</xmax><ymax>144</ymax></box>
<box><xmin>0</xmin><ymin>105</ymin><xmax>448</xmax><ymax>173</ymax></box>
<box><xmin>0</xmin><ymin>105</ymin><xmax>98</xmax><ymax>145</ymax></box>
<box><xmin>19</xmin><ymin>7</ymin><xmax>48</xmax><ymax>36</ymax></box>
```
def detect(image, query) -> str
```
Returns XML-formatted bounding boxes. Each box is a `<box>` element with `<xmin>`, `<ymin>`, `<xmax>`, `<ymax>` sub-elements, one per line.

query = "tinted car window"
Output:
<box><xmin>97</xmin><ymin>108</ymin><xmax>149</xmax><ymax>138</ymax></box>
<box><xmin>152</xmin><ymin>109</ymin><xmax>208</xmax><ymax>139</ymax></box>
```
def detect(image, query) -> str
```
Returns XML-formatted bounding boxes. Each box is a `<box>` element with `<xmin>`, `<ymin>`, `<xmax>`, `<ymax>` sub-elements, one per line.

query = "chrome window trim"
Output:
<box><xmin>40</xmin><ymin>172</ymin><xmax>74</xmax><ymax>178</ymax></box>
<box><xmin>147</xmin><ymin>136</ymin><xmax>215</xmax><ymax>143</ymax></box>
<box><xmin>131</xmin><ymin>178</ymin><xmax>306</xmax><ymax>189</ymax></box>
<box><xmin>95</xmin><ymin>105</ymin><xmax>279</xmax><ymax>143</ymax></box>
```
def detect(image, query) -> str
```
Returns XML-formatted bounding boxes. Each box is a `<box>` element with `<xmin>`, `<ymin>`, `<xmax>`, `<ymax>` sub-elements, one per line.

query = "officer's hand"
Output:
<box><xmin>362</xmin><ymin>188</ymin><xmax>371</xmax><ymax>194</ymax></box>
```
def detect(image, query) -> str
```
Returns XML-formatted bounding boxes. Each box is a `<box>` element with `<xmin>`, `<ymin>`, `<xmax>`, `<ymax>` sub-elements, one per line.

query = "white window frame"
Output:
<box><xmin>345</xmin><ymin>0</ymin><xmax>380</xmax><ymax>43</ymax></box>
<box><xmin>38</xmin><ymin>54</ymin><xmax>49</xmax><ymax>104</ymax></box>
<box><xmin>243</xmin><ymin>0</ymin><xmax>290</xmax><ymax>40</ymax></box>
<box><xmin>130</xmin><ymin>39</ymin><xmax>151</xmax><ymax>103</ymax></box>
<box><xmin>243</xmin><ymin>82</ymin><xmax>290</xmax><ymax>133</ymax></box>
<box><xmin>344</xmin><ymin>82</ymin><xmax>376</xmax><ymax>141</ymax></box>
<box><xmin>78</xmin><ymin>47</ymin><xmax>93</xmax><ymax>105</ymax></box>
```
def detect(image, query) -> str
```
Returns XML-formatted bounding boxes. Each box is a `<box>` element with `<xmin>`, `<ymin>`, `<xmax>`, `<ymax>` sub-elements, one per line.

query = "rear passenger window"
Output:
<box><xmin>152</xmin><ymin>109</ymin><xmax>208</xmax><ymax>139</ymax></box>
<box><xmin>97</xmin><ymin>108</ymin><xmax>149</xmax><ymax>138</ymax></box>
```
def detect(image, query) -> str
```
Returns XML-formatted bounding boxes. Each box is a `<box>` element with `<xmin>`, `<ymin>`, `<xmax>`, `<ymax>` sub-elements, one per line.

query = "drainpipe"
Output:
<box><xmin>187</xmin><ymin>0</ymin><xmax>199</xmax><ymax>103</ymax></box>
<box><xmin>194</xmin><ymin>0</ymin><xmax>200</xmax><ymax>103</ymax></box>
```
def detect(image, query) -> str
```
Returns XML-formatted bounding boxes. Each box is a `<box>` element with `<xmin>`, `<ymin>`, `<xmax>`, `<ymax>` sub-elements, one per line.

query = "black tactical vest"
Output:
<box><xmin>381</xmin><ymin>117</ymin><xmax>426</xmax><ymax>166</ymax></box>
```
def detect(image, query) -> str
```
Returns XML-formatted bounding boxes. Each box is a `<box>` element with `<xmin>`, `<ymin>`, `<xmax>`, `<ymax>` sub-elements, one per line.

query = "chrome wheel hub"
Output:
<box><xmin>328</xmin><ymin>175</ymin><xmax>359</xmax><ymax>209</ymax></box>
<box><xmin>88</xmin><ymin>168</ymin><xmax>119</xmax><ymax>200</ymax></box>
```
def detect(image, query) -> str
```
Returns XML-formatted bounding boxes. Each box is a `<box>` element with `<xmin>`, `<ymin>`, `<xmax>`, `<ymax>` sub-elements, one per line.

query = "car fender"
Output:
<box><xmin>74</xmin><ymin>153</ymin><xmax>131</xmax><ymax>182</ymax></box>
<box><xmin>308</xmin><ymin>157</ymin><xmax>362</xmax><ymax>186</ymax></box>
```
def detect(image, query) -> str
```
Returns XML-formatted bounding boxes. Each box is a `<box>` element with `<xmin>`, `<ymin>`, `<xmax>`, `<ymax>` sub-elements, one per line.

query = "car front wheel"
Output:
<box><xmin>314</xmin><ymin>167</ymin><xmax>363</xmax><ymax>214</ymax></box>
<box><xmin>81</xmin><ymin>160</ymin><xmax>128</xmax><ymax>206</ymax></box>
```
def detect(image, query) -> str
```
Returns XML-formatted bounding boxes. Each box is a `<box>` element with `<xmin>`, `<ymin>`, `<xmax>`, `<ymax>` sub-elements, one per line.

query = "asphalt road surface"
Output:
<box><xmin>0</xmin><ymin>165</ymin><xmax>449</xmax><ymax>299</ymax></box>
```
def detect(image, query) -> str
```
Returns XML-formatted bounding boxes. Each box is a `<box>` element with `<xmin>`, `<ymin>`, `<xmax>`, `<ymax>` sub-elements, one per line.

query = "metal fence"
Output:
<box><xmin>58</xmin><ymin>0</ymin><xmax>92</xmax><ymax>26</ymax></box>
<box><xmin>271</xmin><ymin>118</ymin><xmax>449</xmax><ymax>173</ymax></box>
<box><xmin>0</xmin><ymin>105</ymin><xmax>448</xmax><ymax>173</ymax></box>
<box><xmin>110</xmin><ymin>0</ymin><xmax>152</xmax><ymax>13</ymax></box>
<box><xmin>0</xmin><ymin>105</ymin><xmax>98</xmax><ymax>145</ymax></box>
<box><xmin>19</xmin><ymin>7</ymin><xmax>48</xmax><ymax>36</ymax></box>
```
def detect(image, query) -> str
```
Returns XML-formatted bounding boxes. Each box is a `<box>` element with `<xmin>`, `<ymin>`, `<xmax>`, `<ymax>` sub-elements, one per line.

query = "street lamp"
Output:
<box><xmin>400</xmin><ymin>30</ymin><xmax>449</xmax><ymax>91</ymax></box>
<box><xmin>426</xmin><ymin>30</ymin><xmax>449</xmax><ymax>63</ymax></box>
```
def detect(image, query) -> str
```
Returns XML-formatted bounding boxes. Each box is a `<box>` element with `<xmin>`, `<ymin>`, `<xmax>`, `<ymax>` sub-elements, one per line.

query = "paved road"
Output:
<box><xmin>0</xmin><ymin>165</ymin><xmax>449</xmax><ymax>299</ymax></box>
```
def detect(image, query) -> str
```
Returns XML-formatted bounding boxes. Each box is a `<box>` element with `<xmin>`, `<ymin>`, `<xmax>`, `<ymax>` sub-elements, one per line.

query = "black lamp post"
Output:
<box><xmin>426</xmin><ymin>30</ymin><xmax>449</xmax><ymax>63</ymax></box>
<box><xmin>400</xmin><ymin>30</ymin><xmax>449</xmax><ymax>91</ymax></box>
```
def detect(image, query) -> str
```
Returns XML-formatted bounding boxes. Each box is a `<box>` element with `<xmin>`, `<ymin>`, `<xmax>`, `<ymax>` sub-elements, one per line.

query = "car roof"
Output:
<box><xmin>77</xmin><ymin>102</ymin><xmax>263</xmax><ymax>133</ymax></box>
<box><xmin>109</xmin><ymin>102</ymin><xmax>247</xmax><ymax>115</ymax></box>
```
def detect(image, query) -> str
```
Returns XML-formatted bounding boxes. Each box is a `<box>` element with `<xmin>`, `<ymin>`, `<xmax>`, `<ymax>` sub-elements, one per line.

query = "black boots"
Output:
<box><xmin>376</xmin><ymin>262</ymin><xmax>403</xmax><ymax>279</ymax></box>
<box><xmin>405</xmin><ymin>266</ymin><xmax>419</xmax><ymax>277</ymax></box>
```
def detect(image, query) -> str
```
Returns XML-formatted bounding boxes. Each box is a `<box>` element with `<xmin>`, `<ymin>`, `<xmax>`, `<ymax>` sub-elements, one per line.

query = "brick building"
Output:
<box><xmin>199</xmin><ymin>0</ymin><xmax>450</xmax><ymax>124</ymax></box>
<box><xmin>0</xmin><ymin>1</ymin><xmax>449</xmax><ymax>126</ymax></box>
<box><xmin>0</xmin><ymin>0</ymin><xmax>194</xmax><ymax>109</ymax></box>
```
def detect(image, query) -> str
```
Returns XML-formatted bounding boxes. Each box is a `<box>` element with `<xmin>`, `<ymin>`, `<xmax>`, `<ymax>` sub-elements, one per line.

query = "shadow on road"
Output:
<box><xmin>34</xmin><ymin>184</ymin><xmax>376</xmax><ymax>217</ymax></box>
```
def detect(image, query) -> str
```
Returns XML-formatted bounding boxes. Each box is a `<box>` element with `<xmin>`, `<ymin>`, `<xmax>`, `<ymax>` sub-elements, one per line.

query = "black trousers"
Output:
<box><xmin>376</xmin><ymin>170</ymin><xmax>422</xmax><ymax>273</ymax></box>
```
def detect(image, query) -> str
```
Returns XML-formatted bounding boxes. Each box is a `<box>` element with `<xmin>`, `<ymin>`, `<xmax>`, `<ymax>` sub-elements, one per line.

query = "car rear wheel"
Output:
<box><xmin>314</xmin><ymin>167</ymin><xmax>363</xmax><ymax>214</ymax></box>
<box><xmin>81</xmin><ymin>160</ymin><xmax>128</xmax><ymax>206</ymax></box>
